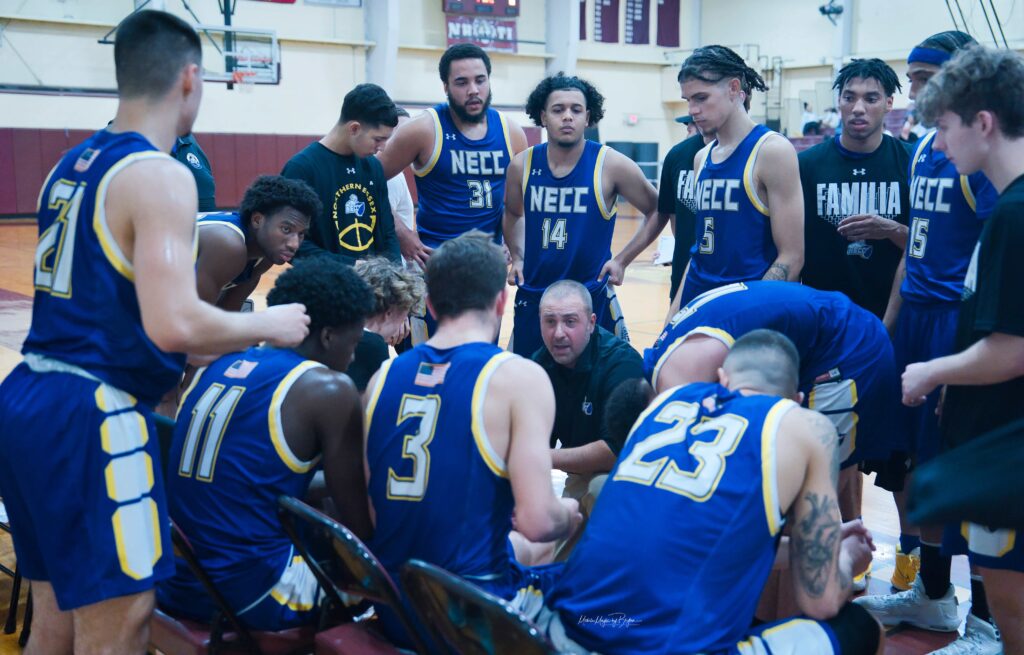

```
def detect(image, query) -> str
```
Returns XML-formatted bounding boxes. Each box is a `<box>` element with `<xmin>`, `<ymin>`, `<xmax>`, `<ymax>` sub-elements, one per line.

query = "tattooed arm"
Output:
<box><xmin>777</xmin><ymin>408</ymin><xmax>871</xmax><ymax>619</ymax></box>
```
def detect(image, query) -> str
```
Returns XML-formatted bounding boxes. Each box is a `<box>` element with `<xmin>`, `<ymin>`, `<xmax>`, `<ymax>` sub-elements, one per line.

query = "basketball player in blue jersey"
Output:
<box><xmin>857</xmin><ymin>33</ymin><xmax>1003</xmax><ymax>655</ymax></box>
<box><xmin>534</xmin><ymin>331</ymin><xmax>882</xmax><ymax>655</ymax></box>
<box><xmin>671</xmin><ymin>46</ymin><xmax>804</xmax><ymax>312</ymax></box>
<box><xmin>504</xmin><ymin>74</ymin><xmax>660</xmax><ymax>357</ymax></box>
<box><xmin>646</xmin><ymin>281</ymin><xmax>901</xmax><ymax>523</ymax></box>
<box><xmin>195</xmin><ymin>175</ymin><xmax>320</xmax><ymax>310</ymax></box>
<box><xmin>0</xmin><ymin>12</ymin><xmax>310</xmax><ymax>653</ymax></box>
<box><xmin>160</xmin><ymin>259</ymin><xmax>375</xmax><ymax>630</ymax></box>
<box><xmin>379</xmin><ymin>44</ymin><xmax>528</xmax><ymax>264</ymax></box>
<box><xmin>363</xmin><ymin>232</ymin><xmax>581</xmax><ymax>647</ymax></box>
<box><xmin>860</xmin><ymin>43</ymin><xmax>1024</xmax><ymax>655</ymax></box>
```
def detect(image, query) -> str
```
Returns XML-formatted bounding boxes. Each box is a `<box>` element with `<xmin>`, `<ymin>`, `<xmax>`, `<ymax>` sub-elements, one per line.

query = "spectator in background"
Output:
<box><xmin>173</xmin><ymin>133</ymin><xmax>217</xmax><ymax>211</ymax></box>
<box><xmin>822</xmin><ymin>106</ymin><xmax>841</xmax><ymax>134</ymax></box>
<box><xmin>801</xmin><ymin>102</ymin><xmax>822</xmax><ymax>135</ymax></box>
<box><xmin>899</xmin><ymin>112</ymin><xmax>928</xmax><ymax>143</ymax></box>
<box><xmin>347</xmin><ymin>257</ymin><xmax>425</xmax><ymax>391</ymax></box>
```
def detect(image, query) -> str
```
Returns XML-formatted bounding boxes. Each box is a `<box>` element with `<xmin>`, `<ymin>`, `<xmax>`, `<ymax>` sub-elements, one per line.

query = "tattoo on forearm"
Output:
<box><xmin>763</xmin><ymin>263</ymin><xmax>790</xmax><ymax>281</ymax></box>
<box><xmin>792</xmin><ymin>491</ymin><xmax>840</xmax><ymax>597</ymax></box>
<box><xmin>809</xmin><ymin>412</ymin><xmax>840</xmax><ymax>488</ymax></box>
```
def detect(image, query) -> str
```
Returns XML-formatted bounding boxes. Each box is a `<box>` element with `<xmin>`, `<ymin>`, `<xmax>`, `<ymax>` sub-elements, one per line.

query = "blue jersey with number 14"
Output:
<box><xmin>22</xmin><ymin>129</ymin><xmax>185</xmax><ymax>406</ymax></box>
<box><xmin>413</xmin><ymin>103</ymin><xmax>513</xmax><ymax>246</ymax></box>
<box><xmin>520</xmin><ymin>140</ymin><xmax>616</xmax><ymax>294</ymax></box>
<box><xmin>551</xmin><ymin>382</ymin><xmax>795</xmax><ymax>655</ymax></box>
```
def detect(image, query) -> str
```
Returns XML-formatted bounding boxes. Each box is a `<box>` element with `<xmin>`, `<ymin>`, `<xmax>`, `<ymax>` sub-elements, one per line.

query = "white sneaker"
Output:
<box><xmin>853</xmin><ymin>575</ymin><xmax>960</xmax><ymax>632</ymax></box>
<box><xmin>928</xmin><ymin>614</ymin><xmax>1002</xmax><ymax>654</ymax></box>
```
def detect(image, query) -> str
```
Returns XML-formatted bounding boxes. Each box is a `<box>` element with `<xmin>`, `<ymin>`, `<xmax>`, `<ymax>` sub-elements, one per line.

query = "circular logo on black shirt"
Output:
<box><xmin>186</xmin><ymin>152</ymin><xmax>202</xmax><ymax>169</ymax></box>
<box><xmin>333</xmin><ymin>183</ymin><xmax>377</xmax><ymax>252</ymax></box>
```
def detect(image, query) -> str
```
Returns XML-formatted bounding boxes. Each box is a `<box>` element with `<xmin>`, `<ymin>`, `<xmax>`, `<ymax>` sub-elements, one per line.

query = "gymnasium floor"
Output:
<box><xmin>0</xmin><ymin>214</ymin><xmax>971</xmax><ymax>653</ymax></box>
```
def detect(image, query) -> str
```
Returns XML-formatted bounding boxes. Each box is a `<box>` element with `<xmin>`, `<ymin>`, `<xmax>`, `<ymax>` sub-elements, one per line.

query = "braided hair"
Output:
<box><xmin>677</xmin><ymin>45</ymin><xmax>768</xmax><ymax>111</ymax></box>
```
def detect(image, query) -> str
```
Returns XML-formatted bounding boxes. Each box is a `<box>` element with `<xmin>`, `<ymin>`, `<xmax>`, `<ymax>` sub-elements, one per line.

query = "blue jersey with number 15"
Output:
<box><xmin>22</xmin><ymin>129</ymin><xmax>185</xmax><ymax>406</ymax></box>
<box><xmin>520</xmin><ymin>140</ymin><xmax>616</xmax><ymax>294</ymax></box>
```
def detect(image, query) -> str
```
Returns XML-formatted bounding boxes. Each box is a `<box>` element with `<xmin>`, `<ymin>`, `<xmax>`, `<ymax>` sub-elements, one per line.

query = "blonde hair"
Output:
<box><xmin>354</xmin><ymin>257</ymin><xmax>425</xmax><ymax>317</ymax></box>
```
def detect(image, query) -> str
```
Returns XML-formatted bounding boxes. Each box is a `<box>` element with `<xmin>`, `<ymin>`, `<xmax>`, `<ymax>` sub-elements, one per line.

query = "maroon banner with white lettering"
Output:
<box><xmin>446</xmin><ymin>15</ymin><xmax>517</xmax><ymax>53</ymax></box>
<box><xmin>594</xmin><ymin>0</ymin><xmax>619</xmax><ymax>43</ymax></box>
<box><xmin>580</xmin><ymin>0</ymin><xmax>587</xmax><ymax>39</ymax></box>
<box><xmin>625</xmin><ymin>0</ymin><xmax>650</xmax><ymax>45</ymax></box>
<box><xmin>656</xmin><ymin>0</ymin><xmax>681</xmax><ymax>47</ymax></box>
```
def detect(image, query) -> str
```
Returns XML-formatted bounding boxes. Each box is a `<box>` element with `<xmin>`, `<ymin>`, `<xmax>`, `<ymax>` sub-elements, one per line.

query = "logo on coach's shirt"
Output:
<box><xmin>582</xmin><ymin>397</ymin><xmax>593</xmax><ymax>416</ymax></box>
<box><xmin>852</xmin><ymin>168</ymin><xmax>866</xmax><ymax>176</ymax></box>
<box><xmin>333</xmin><ymin>182</ymin><xmax>378</xmax><ymax>253</ymax></box>
<box><xmin>186</xmin><ymin>152</ymin><xmax>202</xmax><ymax>169</ymax></box>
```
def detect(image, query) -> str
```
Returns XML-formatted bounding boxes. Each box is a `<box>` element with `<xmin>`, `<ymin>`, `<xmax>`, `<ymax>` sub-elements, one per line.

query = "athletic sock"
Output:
<box><xmin>919</xmin><ymin>542</ymin><xmax>952</xmax><ymax>599</ymax></box>
<box><xmin>970</xmin><ymin>574</ymin><xmax>991</xmax><ymax>623</ymax></box>
<box><xmin>899</xmin><ymin>534</ymin><xmax>921</xmax><ymax>554</ymax></box>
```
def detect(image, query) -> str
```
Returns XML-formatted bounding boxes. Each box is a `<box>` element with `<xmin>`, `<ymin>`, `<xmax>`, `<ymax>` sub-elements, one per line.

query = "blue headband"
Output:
<box><xmin>908</xmin><ymin>46</ymin><xmax>952</xmax><ymax>67</ymax></box>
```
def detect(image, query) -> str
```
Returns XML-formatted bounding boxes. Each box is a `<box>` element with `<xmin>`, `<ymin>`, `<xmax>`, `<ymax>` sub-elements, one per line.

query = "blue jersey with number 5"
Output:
<box><xmin>550</xmin><ymin>382</ymin><xmax>795</xmax><ymax>655</ymax></box>
<box><xmin>520</xmin><ymin>140</ymin><xmax>616</xmax><ymax>294</ymax></box>
<box><xmin>365</xmin><ymin>343</ymin><xmax>518</xmax><ymax>596</ymax></box>
<box><xmin>22</xmin><ymin>129</ymin><xmax>185</xmax><ymax>406</ymax></box>
<box><xmin>413</xmin><ymin>103</ymin><xmax>513</xmax><ymax>247</ymax></box>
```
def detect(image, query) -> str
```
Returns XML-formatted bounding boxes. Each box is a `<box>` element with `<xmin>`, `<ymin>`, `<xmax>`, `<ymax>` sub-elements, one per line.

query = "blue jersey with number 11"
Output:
<box><xmin>22</xmin><ymin>129</ymin><xmax>185</xmax><ymax>406</ymax></box>
<box><xmin>413</xmin><ymin>103</ymin><xmax>513</xmax><ymax>246</ymax></box>
<box><xmin>520</xmin><ymin>140</ymin><xmax>616</xmax><ymax>294</ymax></box>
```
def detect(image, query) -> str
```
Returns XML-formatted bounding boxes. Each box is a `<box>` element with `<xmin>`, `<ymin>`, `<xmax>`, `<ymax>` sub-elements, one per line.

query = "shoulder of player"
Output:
<box><xmin>490</xmin><ymin>355</ymin><xmax>551</xmax><ymax>392</ymax></box>
<box><xmin>759</xmin><ymin>132</ymin><xmax>798</xmax><ymax>159</ymax></box>
<box><xmin>398</xmin><ymin>110</ymin><xmax>438</xmax><ymax>143</ymax></box>
<box><xmin>781</xmin><ymin>405</ymin><xmax>838</xmax><ymax>454</ymax></box>
<box><xmin>197</xmin><ymin>221</ymin><xmax>248</xmax><ymax>260</ymax></box>
<box><xmin>108</xmin><ymin>156</ymin><xmax>196</xmax><ymax>210</ymax></box>
<box><xmin>291</xmin><ymin>365</ymin><xmax>360</xmax><ymax>408</ymax></box>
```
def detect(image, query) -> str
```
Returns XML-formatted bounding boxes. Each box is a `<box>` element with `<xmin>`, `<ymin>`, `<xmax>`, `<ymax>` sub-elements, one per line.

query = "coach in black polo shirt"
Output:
<box><xmin>531</xmin><ymin>280</ymin><xmax>644</xmax><ymax>498</ymax></box>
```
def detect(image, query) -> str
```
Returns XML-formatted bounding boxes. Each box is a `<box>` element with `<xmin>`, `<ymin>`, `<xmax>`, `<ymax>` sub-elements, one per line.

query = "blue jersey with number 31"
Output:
<box><xmin>22</xmin><ymin>129</ymin><xmax>185</xmax><ymax>406</ymax></box>
<box><xmin>520</xmin><ymin>140</ymin><xmax>616</xmax><ymax>294</ymax></box>
<box><xmin>550</xmin><ymin>382</ymin><xmax>795</xmax><ymax>655</ymax></box>
<box><xmin>412</xmin><ymin>103</ymin><xmax>513</xmax><ymax>246</ymax></box>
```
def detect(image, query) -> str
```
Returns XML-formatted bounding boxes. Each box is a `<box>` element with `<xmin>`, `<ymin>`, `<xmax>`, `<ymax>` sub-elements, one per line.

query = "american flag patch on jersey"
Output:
<box><xmin>225</xmin><ymin>359</ymin><xmax>258</xmax><ymax>379</ymax></box>
<box><xmin>414</xmin><ymin>362</ymin><xmax>449</xmax><ymax>387</ymax></box>
<box><xmin>73</xmin><ymin>148</ymin><xmax>100</xmax><ymax>172</ymax></box>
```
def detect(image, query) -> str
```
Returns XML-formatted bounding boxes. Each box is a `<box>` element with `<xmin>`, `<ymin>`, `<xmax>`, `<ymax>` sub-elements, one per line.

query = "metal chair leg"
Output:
<box><xmin>4</xmin><ymin>566</ymin><xmax>21</xmax><ymax>635</ymax></box>
<box><xmin>17</xmin><ymin>589</ymin><xmax>30</xmax><ymax>648</ymax></box>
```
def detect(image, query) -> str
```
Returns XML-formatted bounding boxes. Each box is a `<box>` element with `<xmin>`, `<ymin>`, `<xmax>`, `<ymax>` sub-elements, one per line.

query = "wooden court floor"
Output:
<box><xmin>0</xmin><ymin>215</ymin><xmax>971</xmax><ymax>653</ymax></box>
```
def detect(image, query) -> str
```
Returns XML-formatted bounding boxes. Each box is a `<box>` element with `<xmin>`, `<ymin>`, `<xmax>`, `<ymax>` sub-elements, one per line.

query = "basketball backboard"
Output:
<box><xmin>196</xmin><ymin>25</ymin><xmax>280</xmax><ymax>85</ymax></box>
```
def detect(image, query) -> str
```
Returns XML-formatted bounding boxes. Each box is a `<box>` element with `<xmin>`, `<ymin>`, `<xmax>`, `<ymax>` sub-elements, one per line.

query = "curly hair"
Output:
<box><xmin>677</xmin><ymin>45</ymin><xmax>767</xmax><ymax>111</ymax></box>
<box><xmin>916</xmin><ymin>45</ymin><xmax>1024</xmax><ymax>137</ymax></box>
<box><xmin>239</xmin><ymin>175</ymin><xmax>322</xmax><ymax>227</ymax></box>
<box><xmin>833</xmin><ymin>58</ymin><xmax>902</xmax><ymax>97</ymax></box>
<box><xmin>267</xmin><ymin>258</ymin><xmax>375</xmax><ymax>331</ymax></box>
<box><xmin>354</xmin><ymin>257</ymin><xmax>426</xmax><ymax>317</ymax></box>
<box><xmin>525</xmin><ymin>73</ymin><xmax>605</xmax><ymax>127</ymax></box>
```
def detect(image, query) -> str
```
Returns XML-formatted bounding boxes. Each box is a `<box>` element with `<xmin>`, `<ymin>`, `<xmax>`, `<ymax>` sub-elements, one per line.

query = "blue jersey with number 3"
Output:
<box><xmin>520</xmin><ymin>140</ymin><xmax>616</xmax><ymax>294</ymax></box>
<box><xmin>413</xmin><ymin>103</ymin><xmax>513</xmax><ymax>246</ymax></box>
<box><xmin>901</xmin><ymin>131</ymin><xmax>997</xmax><ymax>305</ymax></box>
<box><xmin>688</xmin><ymin>124</ymin><xmax>777</xmax><ymax>292</ymax></box>
<box><xmin>161</xmin><ymin>346</ymin><xmax>322</xmax><ymax>619</ymax></box>
<box><xmin>365</xmin><ymin>343</ymin><xmax>518</xmax><ymax>596</ymax></box>
<box><xmin>551</xmin><ymin>382</ymin><xmax>795</xmax><ymax>655</ymax></box>
<box><xmin>22</xmin><ymin>129</ymin><xmax>185</xmax><ymax>406</ymax></box>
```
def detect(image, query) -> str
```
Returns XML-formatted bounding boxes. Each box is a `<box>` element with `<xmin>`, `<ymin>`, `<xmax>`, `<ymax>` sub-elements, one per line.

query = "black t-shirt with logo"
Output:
<box><xmin>282</xmin><ymin>142</ymin><xmax>400</xmax><ymax>264</ymax></box>
<box><xmin>942</xmin><ymin>174</ymin><xmax>1024</xmax><ymax>448</ymax></box>
<box><xmin>799</xmin><ymin>135</ymin><xmax>913</xmax><ymax>317</ymax></box>
<box><xmin>658</xmin><ymin>134</ymin><xmax>705</xmax><ymax>300</ymax></box>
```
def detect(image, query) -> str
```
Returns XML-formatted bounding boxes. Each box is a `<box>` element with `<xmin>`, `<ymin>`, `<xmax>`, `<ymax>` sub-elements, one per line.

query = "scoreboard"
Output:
<box><xmin>442</xmin><ymin>0</ymin><xmax>520</xmax><ymax>17</ymax></box>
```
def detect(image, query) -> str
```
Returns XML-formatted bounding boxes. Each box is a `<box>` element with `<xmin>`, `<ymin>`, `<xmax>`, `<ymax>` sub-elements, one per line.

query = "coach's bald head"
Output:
<box><xmin>718</xmin><ymin>329</ymin><xmax>801</xmax><ymax>399</ymax></box>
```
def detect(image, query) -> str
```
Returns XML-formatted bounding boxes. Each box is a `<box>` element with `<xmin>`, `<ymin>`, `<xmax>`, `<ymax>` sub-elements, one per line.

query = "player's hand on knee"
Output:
<box><xmin>263</xmin><ymin>303</ymin><xmax>311</xmax><ymax>347</ymax></box>
<box><xmin>507</xmin><ymin>258</ymin><xmax>524</xmax><ymax>286</ymax></box>
<box><xmin>599</xmin><ymin>259</ymin><xmax>625</xmax><ymax>285</ymax></box>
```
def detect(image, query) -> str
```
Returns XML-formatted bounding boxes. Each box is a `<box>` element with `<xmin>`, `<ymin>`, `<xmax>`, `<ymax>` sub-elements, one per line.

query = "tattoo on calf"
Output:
<box><xmin>793</xmin><ymin>491</ymin><xmax>840</xmax><ymax>597</ymax></box>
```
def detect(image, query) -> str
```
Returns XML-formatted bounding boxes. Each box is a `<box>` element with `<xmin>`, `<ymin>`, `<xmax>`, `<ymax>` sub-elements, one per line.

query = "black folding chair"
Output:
<box><xmin>149</xmin><ymin>521</ymin><xmax>315</xmax><ymax>655</ymax></box>
<box><xmin>400</xmin><ymin>560</ymin><xmax>557</xmax><ymax>655</ymax></box>
<box><xmin>0</xmin><ymin>511</ymin><xmax>30</xmax><ymax>644</ymax></box>
<box><xmin>276</xmin><ymin>496</ymin><xmax>434</xmax><ymax>654</ymax></box>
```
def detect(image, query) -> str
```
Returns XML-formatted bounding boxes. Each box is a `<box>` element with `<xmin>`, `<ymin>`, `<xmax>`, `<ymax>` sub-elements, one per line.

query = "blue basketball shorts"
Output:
<box><xmin>0</xmin><ymin>356</ymin><xmax>172</xmax><ymax>610</ymax></box>
<box><xmin>509</xmin><ymin>284</ymin><xmax>628</xmax><ymax>358</ymax></box>
<box><xmin>892</xmin><ymin>300</ymin><xmax>960</xmax><ymax>465</ymax></box>
<box><xmin>806</xmin><ymin>328</ymin><xmax>903</xmax><ymax>469</ymax></box>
